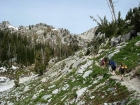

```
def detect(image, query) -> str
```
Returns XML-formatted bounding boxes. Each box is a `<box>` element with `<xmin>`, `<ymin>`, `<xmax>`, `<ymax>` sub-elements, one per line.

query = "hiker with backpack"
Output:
<box><xmin>119</xmin><ymin>63</ymin><xmax>127</xmax><ymax>81</ymax></box>
<box><xmin>108</xmin><ymin>59</ymin><xmax>117</xmax><ymax>75</ymax></box>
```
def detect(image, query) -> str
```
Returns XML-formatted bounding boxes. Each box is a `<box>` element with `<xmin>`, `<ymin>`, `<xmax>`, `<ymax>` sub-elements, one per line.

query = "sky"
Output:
<box><xmin>0</xmin><ymin>0</ymin><xmax>139</xmax><ymax>34</ymax></box>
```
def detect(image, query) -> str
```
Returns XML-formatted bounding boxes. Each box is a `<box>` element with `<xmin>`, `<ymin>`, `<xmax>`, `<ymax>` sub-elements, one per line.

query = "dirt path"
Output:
<box><xmin>111</xmin><ymin>75</ymin><xmax>140</xmax><ymax>94</ymax></box>
<box><xmin>96</xmin><ymin>60</ymin><xmax>140</xmax><ymax>95</ymax></box>
<box><xmin>94</xmin><ymin>58</ymin><xmax>140</xmax><ymax>97</ymax></box>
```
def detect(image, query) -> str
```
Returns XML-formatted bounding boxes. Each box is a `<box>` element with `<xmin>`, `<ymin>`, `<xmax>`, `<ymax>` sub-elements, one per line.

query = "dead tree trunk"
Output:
<box><xmin>106</xmin><ymin>0</ymin><xmax>114</xmax><ymax>21</ymax></box>
<box><xmin>107</xmin><ymin>0</ymin><xmax>117</xmax><ymax>22</ymax></box>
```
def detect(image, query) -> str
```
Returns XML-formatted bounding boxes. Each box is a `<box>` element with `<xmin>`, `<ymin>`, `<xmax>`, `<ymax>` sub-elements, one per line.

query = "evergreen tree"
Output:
<box><xmin>35</xmin><ymin>51</ymin><xmax>45</xmax><ymax>76</ymax></box>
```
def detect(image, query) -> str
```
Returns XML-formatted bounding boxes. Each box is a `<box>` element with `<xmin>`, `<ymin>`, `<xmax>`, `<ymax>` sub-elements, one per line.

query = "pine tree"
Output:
<box><xmin>35</xmin><ymin>51</ymin><xmax>45</xmax><ymax>76</ymax></box>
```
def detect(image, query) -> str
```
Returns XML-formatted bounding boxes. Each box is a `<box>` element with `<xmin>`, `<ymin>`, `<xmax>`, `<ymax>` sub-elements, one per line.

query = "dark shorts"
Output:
<box><xmin>121</xmin><ymin>69</ymin><xmax>125</xmax><ymax>74</ymax></box>
<box><xmin>111</xmin><ymin>66</ymin><xmax>116</xmax><ymax>71</ymax></box>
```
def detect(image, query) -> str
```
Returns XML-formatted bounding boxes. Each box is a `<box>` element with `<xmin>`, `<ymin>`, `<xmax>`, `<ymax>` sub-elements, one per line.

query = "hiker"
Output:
<box><xmin>119</xmin><ymin>63</ymin><xmax>127</xmax><ymax>81</ymax></box>
<box><xmin>100</xmin><ymin>58</ymin><xmax>106</xmax><ymax>67</ymax></box>
<box><xmin>108</xmin><ymin>59</ymin><xmax>117</xmax><ymax>75</ymax></box>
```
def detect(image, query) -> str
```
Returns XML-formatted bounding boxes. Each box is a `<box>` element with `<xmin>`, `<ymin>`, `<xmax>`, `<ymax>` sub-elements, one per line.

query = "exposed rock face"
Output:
<box><xmin>98</xmin><ymin>49</ymin><xmax>105</xmax><ymax>54</ymax></box>
<box><xmin>0</xmin><ymin>21</ymin><xmax>88</xmax><ymax>50</ymax></box>
<box><xmin>130</xmin><ymin>30</ymin><xmax>137</xmax><ymax>39</ymax></box>
<box><xmin>110</xmin><ymin>31</ymin><xmax>136</xmax><ymax>46</ymax></box>
<box><xmin>135</xmin><ymin>40</ymin><xmax>140</xmax><ymax>46</ymax></box>
<box><xmin>110</xmin><ymin>36</ymin><xmax>121</xmax><ymax>46</ymax></box>
<box><xmin>138</xmin><ymin>32</ymin><xmax>140</xmax><ymax>36</ymax></box>
<box><xmin>121</xmin><ymin>32</ymin><xmax>130</xmax><ymax>42</ymax></box>
<box><xmin>2</xmin><ymin>21</ymin><xmax>11</xmax><ymax>28</ymax></box>
<box><xmin>0</xmin><ymin>21</ymin><xmax>10</xmax><ymax>29</ymax></box>
<box><xmin>110</xmin><ymin>30</ymin><xmax>139</xmax><ymax>47</ymax></box>
<box><xmin>0</xmin><ymin>21</ymin><xmax>18</xmax><ymax>31</ymax></box>
<box><xmin>18</xmin><ymin>25</ymin><xmax>25</xmax><ymax>30</ymax></box>
<box><xmin>78</xmin><ymin>27</ymin><xmax>98</xmax><ymax>41</ymax></box>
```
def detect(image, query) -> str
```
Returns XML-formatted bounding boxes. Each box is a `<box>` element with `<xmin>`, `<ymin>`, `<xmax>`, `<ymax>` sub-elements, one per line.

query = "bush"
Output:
<box><xmin>85</xmin><ymin>48</ymin><xmax>90</xmax><ymax>55</ymax></box>
<box><xmin>112</xmin><ymin>36</ymin><xmax>140</xmax><ymax>70</ymax></box>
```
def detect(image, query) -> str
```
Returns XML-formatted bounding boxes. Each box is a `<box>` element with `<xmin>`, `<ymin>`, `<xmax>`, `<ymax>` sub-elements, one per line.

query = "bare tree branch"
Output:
<box><xmin>106</xmin><ymin>0</ymin><xmax>114</xmax><ymax>21</ymax></box>
<box><xmin>89</xmin><ymin>15</ymin><xmax>101</xmax><ymax>26</ymax></box>
<box><xmin>97</xmin><ymin>15</ymin><xmax>104</xmax><ymax>26</ymax></box>
<box><xmin>113</xmin><ymin>0</ymin><xmax>119</xmax><ymax>3</ymax></box>
<box><xmin>109</xmin><ymin>0</ymin><xmax>117</xmax><ymax>22</ymax></box>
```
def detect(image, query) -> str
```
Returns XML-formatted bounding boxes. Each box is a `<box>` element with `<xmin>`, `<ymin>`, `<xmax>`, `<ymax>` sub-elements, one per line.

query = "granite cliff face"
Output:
<box><xmin>0</xmin><ymin>21</ymin><xmax>18</xmax><ymax>30</ymax></box>
<box><xmin>78</xmin><ymin>27</ymin><xmax>98</xmax><ymax>41</ymax></box>
<box><xmin>0</xmin><ymin>21</ymin><xmax>93</xmax><ymax>48</ymax></box>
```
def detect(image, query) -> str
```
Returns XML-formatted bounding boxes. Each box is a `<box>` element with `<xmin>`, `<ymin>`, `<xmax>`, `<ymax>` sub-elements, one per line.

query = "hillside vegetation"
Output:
<box><xmin>0</xmin><ymin>36</ymin><xmax>140</xmax><ymax>105</ymax></box>
<box><xmin>0</xmin><ymin>3</ymin><xmax>140</xmax><ymax>105</ymax></box>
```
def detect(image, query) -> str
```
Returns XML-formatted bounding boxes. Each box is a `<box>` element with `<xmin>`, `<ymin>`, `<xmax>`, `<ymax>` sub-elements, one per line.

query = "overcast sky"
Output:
<box><xmin>0</xmin><ymin>0</ymin><xmax>139</xmax><ymax>34</ymax></box>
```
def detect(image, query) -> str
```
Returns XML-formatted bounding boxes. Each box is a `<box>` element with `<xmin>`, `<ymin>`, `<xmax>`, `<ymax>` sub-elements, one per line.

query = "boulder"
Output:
<box><xmin>135</xmin><ymin>40</ymin><xmax>140</xmax><ymax>46</ymax></box>
<box><xmin>41</xmin><ymin>78</ymin><xmax>47</xmax><ymax>82</ymax></box>
<box><xmin>98</xmin><ymin>49</ymin><xmax>105</xmax><ymax>54</ymax></box>
<box><xmin>0</xmin><ymin>77</ymin><xmax>7</xmax><ymax>83</ymax></box>
<box><xmin>137</xmin><ymin>32</ymin><xmax>140</xmax><ymax>36</ymax></box>
<box><xmin>2</xmin><ymin>21</ymin><xmax>11</xmax><ymax>28</ymax></box>
<box><xmin>121</xmin><ymin>32</ymin><xmax>130</xmax><ymax>42</ymax></box>
<box><xmin>130</xmin><ymin>30</ymin><xmax>137</xmax><ymax>39</ymax></box>
<box><xmin>110</xmin><ymin>36</ymin><xmax>121</xmax><ymax>46</ymax></box>
<box><xmin>24</xmin><ymin>86</ymin><xmax>30</xmax><ymax>92</ymax></box>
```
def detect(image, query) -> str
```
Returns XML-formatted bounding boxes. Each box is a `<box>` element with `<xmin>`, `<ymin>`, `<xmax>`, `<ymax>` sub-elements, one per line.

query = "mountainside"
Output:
<box><xmin>0</xmin><ymin>22</ymin><xmax>140</xmax><ymax>105</ymax></box>
<box><xmin>0</xmin><ymin>21</ymin><xmax>90</xmax><ymax>47</ymax></box>
<box><xmin>0</xmin><ymin>21</ymin><xmax>93</xmax><ymax>75</ymax></box>
<box><xmin>0</xmin><ymin>21</ymin><xmax>18</xmax><ymax>30</ymax></box>
<box><xmin>0</xmin><ymin>4</ymin><xmax>140</xmax><ymax>104</ymax></box>
<box><xmin>78</xmin><ymin>27</ymin><xmax>98</xmax><ymax>41</ymax></box>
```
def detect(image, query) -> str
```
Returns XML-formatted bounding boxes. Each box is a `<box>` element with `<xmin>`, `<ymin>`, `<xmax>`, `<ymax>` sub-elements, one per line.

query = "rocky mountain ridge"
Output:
<box><xmin>0</xmin><ymin>21</ymin><xmax>98</xmax><ymax>48</ymax></box>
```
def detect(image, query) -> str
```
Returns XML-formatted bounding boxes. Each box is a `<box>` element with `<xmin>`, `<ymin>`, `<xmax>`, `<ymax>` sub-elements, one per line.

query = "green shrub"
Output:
<box><xmin>128</xmin><ymin>99</ymin><xmax>140</xmax><ymax>105</ymax></box>
<box><xmin>112</xmin><ymin>36</ymin><xmax>140</xmax><ymax>70</ymax></box>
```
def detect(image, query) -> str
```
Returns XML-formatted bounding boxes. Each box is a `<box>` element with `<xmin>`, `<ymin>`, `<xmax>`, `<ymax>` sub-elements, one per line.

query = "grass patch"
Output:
<box><xmin>112</xmin><ymin>36</ymin><xmax>140</xmax><ymax>70</ymax></box>
<box><xmin>78</xmin><ymin>60</ymin><xmax>87</xmax><ymax>67</ymax></box>
<box><xmin>128</xmin><ymin>99</ymin><xmax>140</xmax><ymax>105</ymax></box>
<box><xmin>88</xmin><ymin>78</ymin><xmax>132</xmax><ymax>104</ymax></box>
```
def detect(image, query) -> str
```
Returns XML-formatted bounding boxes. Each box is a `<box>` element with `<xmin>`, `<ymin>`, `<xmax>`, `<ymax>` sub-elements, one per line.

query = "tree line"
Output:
<box><xmin>90</xmin><ymin>3</ymin><xmax>140</xmax><ymax>38</ymax></box>
<box><xmin>0</xmin><ymin>30</ymin><xmax>79</xmax><ymax>75</ymax></box>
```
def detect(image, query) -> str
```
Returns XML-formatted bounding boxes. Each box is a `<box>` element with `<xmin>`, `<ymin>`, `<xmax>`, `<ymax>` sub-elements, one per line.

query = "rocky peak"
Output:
<box><xmin>78</xmin><ymin>27</ymin><xmax>98</xmax><ymax>41</ymax></box>
<box><xmin>0</xmin><ymin>21</ymin><xmax>10</xmax><ymax>29</ymax></box>
<box><xmin>2</xmin><ymin>21</ymin><xmax>11</xmax><ymax>27</ymax></box>
<box><xmin>0</xmin><ymin>21</ymin><xmax>90</xmax><ymax>49</ymax></box>
<box><xmin>0</xmin><ymin>21</ymin><xmax>18</xmax><ymax>31</ymax></box>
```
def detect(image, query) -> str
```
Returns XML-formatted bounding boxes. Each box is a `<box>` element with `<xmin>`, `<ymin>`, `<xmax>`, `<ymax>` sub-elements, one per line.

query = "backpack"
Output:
<box><xmin>109</xmin><ymin>60</ymin><xmax>116</xmax><ymax>67</ymax></box>
<box><xmin>112</xmin><ymin>61</ymin><xmax>116</xmax><ymax>67</ymax></box>
<box><xmin>121</xmin><ymin>65</ymin><xmax>127</xmax><ymax>69</ymax></box>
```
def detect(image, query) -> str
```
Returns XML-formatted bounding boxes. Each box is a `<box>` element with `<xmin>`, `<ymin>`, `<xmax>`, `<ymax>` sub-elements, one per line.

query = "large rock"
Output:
<box><xmin>2</xmin><ymin>21</ymin><xmax>11</xmax><ymax>28</ymax></box>
<box><xmin>79</xmin><ymin>27</ymin><xmax>98</xmax><ymax>41</ymax></box>
<box><xmin>98</xmin><ymin>49</ymin><xmax>105</xmax><ymax>54</ymax></box>
<box><xmin>137</xmin><ymin>32</ymin><xmax>140</xmax><ymax>36</ymax></box>
<box><xmin>0</xmin><ymin>77</ymin><xmax>7</xmax><ymax>83</ymax></box>
<box><xmin>130</xmin><ymin>30</ymin><xmax>137</xmax><ymax>39</ymax></box>
<box><xmin>135</xmin><ymin>40</ymin><xmax>140</xmax><ymax>46</ymax></box>
<box><xmin>110</xmin><ymin>30</ymin><xmax>138</xmax><ymax>47</ymax></box>
<box><xmin>121</xmin><ymin>32</ymin><xmax>130</xmax><ymax>42</ymax></box>
<box><xmin>24</xmin><ymin>86</ymin><xmax>30</xmax><ymax>92</ymax></box>
<box><xmin>36</xmin><ymin>29</ymin><xmax>44</xmax><ymax>35</ymax></box>
<box><xmin>41</xmin><ymin>78</ymin><xmax>47</xmax><ymax>82</ymax></box>
<box><xmin>110</xmin><ymin>36</ymin><xmax>121</xmax><ymax>46</ymax></box>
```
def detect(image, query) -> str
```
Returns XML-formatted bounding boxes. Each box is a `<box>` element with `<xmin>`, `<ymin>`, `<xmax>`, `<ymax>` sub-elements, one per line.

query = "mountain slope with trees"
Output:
<box><xmin>0</xmin><ymin>3</ymin><xmax>140</xmax><ymax>105</ymax></box>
